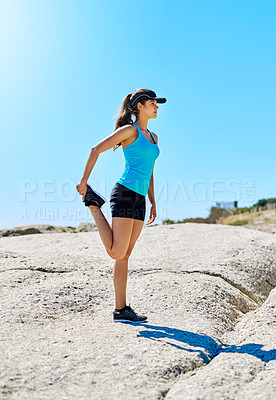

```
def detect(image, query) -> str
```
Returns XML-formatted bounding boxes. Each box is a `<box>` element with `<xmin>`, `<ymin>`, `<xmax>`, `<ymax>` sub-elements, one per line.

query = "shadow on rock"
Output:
<box><xmin>219</xmin><ymin>342</ymin><xmax>276</xmax><ymax>362</ymax></box>
<box><xmin>136</xmin><ymin>324</ymin><xmax>276</xmax><ymax>363</ymax></box>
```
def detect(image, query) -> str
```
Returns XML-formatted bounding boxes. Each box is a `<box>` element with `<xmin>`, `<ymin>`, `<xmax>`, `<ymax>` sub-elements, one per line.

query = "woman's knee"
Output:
<box><xmin>107</xmin><ymin>247</ymin><xmax>128</xmax><ymax>260</ymax></box>
<box><xmin>108</xmin><ymin>245</ymin><xmax>133</xmax><ymax>260</ymax></box>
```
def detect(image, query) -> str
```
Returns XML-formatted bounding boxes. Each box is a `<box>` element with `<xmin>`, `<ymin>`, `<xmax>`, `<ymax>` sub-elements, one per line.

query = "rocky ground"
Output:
<box><xmin>0</xmin><ymin>223</ymin><xmax>97</xmax><ymax>237</ymax></box>
<box><xmin>0</xmin><ymin>223</ymin><xmax>275</xmax><ymax>399</ymax></box>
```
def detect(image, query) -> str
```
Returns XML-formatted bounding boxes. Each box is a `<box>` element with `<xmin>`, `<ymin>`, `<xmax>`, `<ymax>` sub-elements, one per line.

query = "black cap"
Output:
<box><xmin>130</xmin><ymin>90</ymin><xmax>167</xmax><ymax>106</ymax></box>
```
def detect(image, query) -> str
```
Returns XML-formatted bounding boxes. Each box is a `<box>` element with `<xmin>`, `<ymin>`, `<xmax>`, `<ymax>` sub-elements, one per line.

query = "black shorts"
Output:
<box><xmin>110</xmin><ymin>182</ymin><xmax>146</xmax><ymax>221</ymax></box>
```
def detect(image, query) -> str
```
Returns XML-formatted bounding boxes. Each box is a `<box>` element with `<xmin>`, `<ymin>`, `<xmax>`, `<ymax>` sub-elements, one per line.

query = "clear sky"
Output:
<box><xmin>0</xmin><ymin>0</ymin><xmax>275</xmax><ymax>229</ymax></box>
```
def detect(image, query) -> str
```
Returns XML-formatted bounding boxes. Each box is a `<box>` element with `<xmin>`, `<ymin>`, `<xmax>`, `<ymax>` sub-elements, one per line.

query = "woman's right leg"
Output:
<box><xmin>89</xmin><ymin>206</ymin><xmax>134</xmax><ymax>260</ymax></box>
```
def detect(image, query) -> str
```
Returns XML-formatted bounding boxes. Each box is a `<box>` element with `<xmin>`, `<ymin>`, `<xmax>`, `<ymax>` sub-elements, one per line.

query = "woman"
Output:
<box><xmin>76</xmin><ymin>88</ymin><xmax>167</xmax><ymax>323</ymax></box>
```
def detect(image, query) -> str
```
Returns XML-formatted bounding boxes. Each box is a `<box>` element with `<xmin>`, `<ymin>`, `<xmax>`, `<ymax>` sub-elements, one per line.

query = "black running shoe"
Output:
<box><xmin>83</xmin><ymin>184</ymin><xmax>106</xmax><ymax>208</ymax></box>
<box><xmin>113</xmin><ymin>304</ymin><xmax>148</xmax><ymax>323</ymax></box>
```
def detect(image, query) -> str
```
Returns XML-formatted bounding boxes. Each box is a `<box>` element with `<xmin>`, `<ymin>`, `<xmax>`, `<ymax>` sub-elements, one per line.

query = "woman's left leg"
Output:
<box><xmin>113</xmin><ymin>218</ymin><xmax>144</xmax><ymax>309</ymax></box>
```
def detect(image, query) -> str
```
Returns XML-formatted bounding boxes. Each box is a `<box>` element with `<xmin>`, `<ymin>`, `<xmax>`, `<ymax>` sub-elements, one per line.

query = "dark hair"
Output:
<box><xmin>113</xmin><ymin>88</ymin><xmax>151</xmax><ymax>152</ymax></box>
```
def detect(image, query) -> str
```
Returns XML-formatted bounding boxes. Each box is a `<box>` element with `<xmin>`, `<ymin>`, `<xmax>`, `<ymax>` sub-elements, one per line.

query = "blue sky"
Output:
<box><xmin>0</xmin><ymin>0</ymin><xmax>275</xmax><ymax>229</ymax></box>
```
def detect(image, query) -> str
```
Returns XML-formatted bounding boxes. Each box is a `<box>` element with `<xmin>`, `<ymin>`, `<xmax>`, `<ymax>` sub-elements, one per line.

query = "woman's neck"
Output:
<box><xmin>135</xmin><ymin>117</ymin><xmax>149</xmax><ymax>131</ymax></box>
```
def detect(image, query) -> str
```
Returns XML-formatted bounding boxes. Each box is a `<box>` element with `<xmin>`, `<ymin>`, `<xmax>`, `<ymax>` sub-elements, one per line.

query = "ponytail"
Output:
<box><xmin>113</xmin><ymin>93</ymin><xmax>136</xmax><ymax>151</ymax></box>
<box><xmin>113</xmin><ymin>88</ymin><xmax>149</xmax><ymax>152</ymax></box>
<box><xmin>115</xmin><ymin>93</ymin><xmax>133</xmax><ymax>129</ymax></box>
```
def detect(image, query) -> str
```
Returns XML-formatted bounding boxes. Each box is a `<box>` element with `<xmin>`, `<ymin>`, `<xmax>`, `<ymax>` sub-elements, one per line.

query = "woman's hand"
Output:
<box><xmin>146</xmin><ymin>203</ymin><xmax>157</xmax><ymax>226</ymax></box>
<box><xmin>76</xmin><ymin>181</ymin><xmax>88</xmax><ymax>201</ymax></box>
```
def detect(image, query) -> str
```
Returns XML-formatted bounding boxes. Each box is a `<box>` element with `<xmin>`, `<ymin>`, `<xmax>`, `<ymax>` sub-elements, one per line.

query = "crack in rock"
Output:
<box><xmin>166</xmin><ymin>269</ymin><xmax>260</xmax><ymax>305</ymax></box>
<box><xmin>0</xmin><ymin>268</ymin><xmax>72</xmax><ymax>274</ymax></box>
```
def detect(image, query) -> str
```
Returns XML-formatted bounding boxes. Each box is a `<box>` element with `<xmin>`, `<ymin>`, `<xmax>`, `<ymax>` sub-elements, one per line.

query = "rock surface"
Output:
<box><xmin>0</xmin><ymin>223</ymin><xmax>97</xmax><ymax>237</ymax></box>
<box><xmin>165</xmin><ymin>287</ymin><xmax>276</xmax><ymax>400</ymax></box>
<box><xmin>0</xmin><ymin>223</ymin><xmax>275</xmax><ymax>399</ymax></box>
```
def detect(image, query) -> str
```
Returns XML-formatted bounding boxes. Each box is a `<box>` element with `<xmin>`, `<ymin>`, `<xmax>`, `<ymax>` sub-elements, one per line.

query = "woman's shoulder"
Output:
<box><xmin>115</xmin><ymin>123</ymin><xmax>137</xmax><ymax>137</ymax></box>
<box><xmin>119</xmin><ymin>123</ymin><xmax>136</xmax><ymax>131</ymax></box>
<box><xmin>121</xmin><ymin>123</ymin><xmax>137</xmax><ymax>133</ymax></box>
<box><xmin>118</xmin><ymin>123</ymin><xmax>139</xmax><ymax>148</ymax></box>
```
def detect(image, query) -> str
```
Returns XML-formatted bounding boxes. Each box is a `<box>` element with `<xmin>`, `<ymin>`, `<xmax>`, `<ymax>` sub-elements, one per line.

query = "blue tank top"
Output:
<box><xmin>117</xmin><ymin>122</ymin><xmax>160</xmax><ymax>196</ymax></box>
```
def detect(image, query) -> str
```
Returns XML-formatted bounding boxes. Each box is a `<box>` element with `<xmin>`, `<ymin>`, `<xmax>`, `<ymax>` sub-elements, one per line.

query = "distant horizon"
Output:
<box><xmin>1</xmin><ymin>194</ymin><xmax>275</xmax><ymax>230</ymax></box>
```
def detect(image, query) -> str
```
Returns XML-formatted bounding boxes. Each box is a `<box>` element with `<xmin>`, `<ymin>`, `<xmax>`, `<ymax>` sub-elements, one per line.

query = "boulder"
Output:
<box><xmin>75</xmin><ymin>222</ymin><xmax>97</xmax><ymax>232</ymax></box>
<box><xmin>0</xmin><ymin>224</ymin><xmax>78</xmax><ymax>237</ymax></box>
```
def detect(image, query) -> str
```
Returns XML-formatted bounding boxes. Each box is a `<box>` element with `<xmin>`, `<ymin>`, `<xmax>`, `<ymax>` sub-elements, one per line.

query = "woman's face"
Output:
<box><xmin>138</xmin><ymin>99</ymin><xmax>159</xmax><ymax>119</ymax></box>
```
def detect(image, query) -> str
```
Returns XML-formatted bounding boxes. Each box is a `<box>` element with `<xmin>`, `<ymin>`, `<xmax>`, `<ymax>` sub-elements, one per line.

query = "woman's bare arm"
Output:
<box><xmin>146</xmin><ymin>132</ymin><xmax>158</xmax><ymax>225</ymax></box>
<box><xmin>147</xmin><ymin>132</ymin><xmax>158</xmax><ymax>205</ymax></box>
<box><xmin>80</xmin><ymin>150</ymin><xmax>99</xmax><ymax>184</ymax></box>
<box><xmin>147</xmin><ymin>165</ymin><xmax>156</xmax><ymax>205</ymax></box>
<box><xmin>79</xmin><ymin>125</ymin><xmax>134</xmax><ymax>184</ymax></box>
